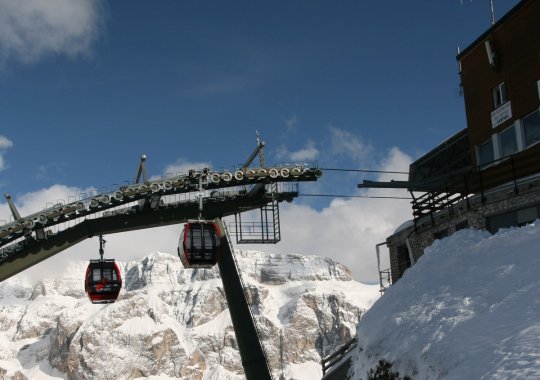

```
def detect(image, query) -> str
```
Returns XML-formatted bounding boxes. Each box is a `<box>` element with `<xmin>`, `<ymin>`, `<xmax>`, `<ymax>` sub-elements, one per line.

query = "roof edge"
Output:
<box><xmin>456</xmin><ymin>0</ymin><xmax>530</xmax><ymax>61</ymax></box>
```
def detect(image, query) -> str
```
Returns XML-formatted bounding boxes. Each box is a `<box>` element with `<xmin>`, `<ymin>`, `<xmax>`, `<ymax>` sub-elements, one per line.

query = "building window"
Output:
<box><xmin>487</xmin><ymin>205</ymin><xmax>540</xmax><ymax>233</ymax></box>
<box><xmin>523</xmin><ymin>109</ymin><xmax>540</xmax><ymax>147</ymax></box>
<box><xmin>492</xmin><ymin>82</ymin><xmax>507</xmax><ymax>109</ymax></box>
<box><xmin>499</xmin><ymin>125</ymin><xmax>518</xmax><ymax>157</ymax></box>
<box><xmin>517</xmin><ymin>207</ymin><xmax>538</xmax><ymax>226</ymax></box>
<box><xmin>477</xmin><ymin>139</ymin><xmax>494</xmax><ymax>167</ymax></box>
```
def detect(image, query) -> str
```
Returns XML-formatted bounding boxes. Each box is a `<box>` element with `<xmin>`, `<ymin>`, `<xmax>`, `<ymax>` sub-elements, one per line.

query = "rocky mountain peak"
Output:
<box><xmin>0</xmin><ymin>250</ymin><xmax>378</xmax><ymax>379</ymax></box>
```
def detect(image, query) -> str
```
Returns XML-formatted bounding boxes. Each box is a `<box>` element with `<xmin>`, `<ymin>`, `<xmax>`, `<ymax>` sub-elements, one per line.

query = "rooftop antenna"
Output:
<box><xmin>460</xmin><ymin>0</ymin><xmax>495</xmax><ymax>25</ymax></box>
<box><xmin>489</xmin><ymin>0</ymin><xmax>495</xmax><ymax>25</ymax></box>
<box><xmin>457</xmin><ymin>46</ymin><xmax>463</xmax><ymax>96</ymax></box>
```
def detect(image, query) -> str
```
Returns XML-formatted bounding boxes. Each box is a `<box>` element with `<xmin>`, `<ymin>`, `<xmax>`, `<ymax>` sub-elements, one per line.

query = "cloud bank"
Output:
<box><xmin>238</xmin><ymin>146</ymin><xmax>412</xmax><ymax>283</ymax></box>
<box><xmin>160</xmin><ymin>159</ymin><xmax>213</xmax><ymax>178</ymax></box>
<box><xmin>0</xmin><ymin>135</ymin><xmax>13</xmax><ymax>173</ymax></box>
<box><xmin>0</xmin><ymin>0</ymin><xmax>104</xmax><ymax>64</ymax></box>
<box><xmin>0</xmin><ymin>184</ymin><xmax>180</xmax><ymax>280</ymax></box>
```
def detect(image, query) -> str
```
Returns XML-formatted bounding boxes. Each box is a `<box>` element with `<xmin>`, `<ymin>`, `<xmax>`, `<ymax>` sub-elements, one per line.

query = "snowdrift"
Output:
<box><xmin>350</xmin><ymin>222</ymin><xmax>540</xmax><ymax>379</ymax></box>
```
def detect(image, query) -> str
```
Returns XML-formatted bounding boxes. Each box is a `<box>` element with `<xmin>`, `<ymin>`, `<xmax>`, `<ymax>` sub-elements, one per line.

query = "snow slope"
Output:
<box><xmin>350</xmin><ymin>222</ymin><xmax>540</xmax><ymax>379</ymax></box>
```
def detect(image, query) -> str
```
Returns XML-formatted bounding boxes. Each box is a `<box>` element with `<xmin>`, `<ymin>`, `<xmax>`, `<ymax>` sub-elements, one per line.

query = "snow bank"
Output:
<box><xmin>350</xmin><ymin>222</ymin><xmax>540</xmax><ymax>379</ymax></box>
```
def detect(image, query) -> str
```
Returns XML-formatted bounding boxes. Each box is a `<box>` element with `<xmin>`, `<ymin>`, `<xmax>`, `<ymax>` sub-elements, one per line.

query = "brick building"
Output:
<box><xmin>359</xmin><ymin>0</ymin><xmax>540</xmax><ymax>286</ymax></box>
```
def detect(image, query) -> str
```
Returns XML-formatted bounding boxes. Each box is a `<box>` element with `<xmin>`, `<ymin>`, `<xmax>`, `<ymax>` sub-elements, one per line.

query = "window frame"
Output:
<box><xmin>476</xmin><ymin>138</ymin><xmax>495</xmax><ymax>168</ymax></box>
<box><xmin>522</xmin><ymin>108</ymin><xmax>540</xmax><ymax>148</ymax></box>
<box><xmin>498</xmin><ymin>125</ymin><xmax>519</xmax><ymax>158</ymax></box>
<box><xmin>492</xmin><ymin>82</ymin><xmax>507</xmax><ymax>109</ymax></box>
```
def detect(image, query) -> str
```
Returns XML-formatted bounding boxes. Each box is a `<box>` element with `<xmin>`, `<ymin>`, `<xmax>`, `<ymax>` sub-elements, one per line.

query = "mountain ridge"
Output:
<box><xmin>0</xmin><ymin>250</ymin><xmax>379</xmax><ymax>380</ymax></box>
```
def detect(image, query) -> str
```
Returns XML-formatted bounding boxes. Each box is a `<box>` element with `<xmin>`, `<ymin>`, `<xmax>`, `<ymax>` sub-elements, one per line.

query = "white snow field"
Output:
<box><xmin>350</xmin><ymin>222</ymin><xmax>540</xmax><ymax>379</ymax></box>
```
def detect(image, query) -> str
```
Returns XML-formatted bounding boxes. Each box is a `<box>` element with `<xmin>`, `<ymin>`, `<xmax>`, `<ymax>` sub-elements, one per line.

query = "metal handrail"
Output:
<box><xmin>411</xmin><ymin>150</ymin><xmax>540</xmax><ymax>223</ymax></box>
<box><xmin>321</xmin><ymin>337</ymin><xmax>358</xmax><ymax>375</ymax></box>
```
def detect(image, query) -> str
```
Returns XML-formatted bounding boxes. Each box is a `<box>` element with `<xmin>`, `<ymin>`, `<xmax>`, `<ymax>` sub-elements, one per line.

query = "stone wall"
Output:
<box><xmin>387</xmin><ymin>176</ymin><xmax>540</xmax><ymax>283</ymax></box>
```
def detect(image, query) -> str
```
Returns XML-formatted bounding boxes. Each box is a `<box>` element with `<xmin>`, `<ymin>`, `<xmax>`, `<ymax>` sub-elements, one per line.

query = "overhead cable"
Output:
<box><xmin>319</xmin><ymin>167</ymin><xmax>409</xmax><ymax>175</ymax></box>
<box><xmin>299</xmin><ymin>193</ymin><xmax>412</xmax><ymax>200</ymax></box>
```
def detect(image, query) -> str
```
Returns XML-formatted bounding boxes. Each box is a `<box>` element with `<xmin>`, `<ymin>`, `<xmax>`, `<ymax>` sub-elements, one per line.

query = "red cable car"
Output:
<box><xmin>178</xmin><ymin>221</ymin><xmax>222</xmax><ymax>268</ymax></box>
<box><xmin>85</xmin><ymin>259</ymin><xmax>122</xmax><ymax>303</ymax></box>
<box><xmin>85</xmin><ymin>235</ymin><xmax>122</xmax><ymax>304</ymax></box>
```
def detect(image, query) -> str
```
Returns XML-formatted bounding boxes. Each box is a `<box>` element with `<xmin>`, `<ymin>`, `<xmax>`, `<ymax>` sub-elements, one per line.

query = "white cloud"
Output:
<box><xmin>275</xmin><ymin>140</ymin><xmax>320</xmax><ymax>164</ymax></box>
<box><xmin>0</xmin><ymin>135</ymin><xmax>13</xmax><ymax>172</ymax></box>
<box><xmin>290</xmin><ymin>140</ymin><xmax>319</xmax><ymax>162</ymax></box>
<box><xmin>285</xmin><ymin>114</ymin><xmax>298</xmax><ymax>131</ymax></box>
<box><xmin>0</xmin><ymin>135</ymin><xmax>13</xmax><ymax>150</ymax></box>
<box><xmin>0</xmin><ymin>184</ymin><xmax>180</xmax><ymax>282</ymax></box>
<box><xmin>329</xmin><ymin>126</ymin><xmax>375</xmax><ymax>163</ymax></box>
<box><xmin>374</xmin><ymin>146</ymin><xmax>411</xmax><ymax>184</ymax></box>
<box><xmin>35</xmin><ymin>162</ymin><xmax>69</xmax><ymax>180</ymax></box>
<box><xmin>155</xmin><ymin>159</ymin><xmax>213</xmax><ymax>180</ymax></box>
<box><xmin>236</xmin><ymin>146</ymin><xmax>413</xmax><ymax>283</ymax></box>
<box><xmin>0</xmin><ymin>0</ymin><xmax>104</xmax><ymax>64</ymax></box>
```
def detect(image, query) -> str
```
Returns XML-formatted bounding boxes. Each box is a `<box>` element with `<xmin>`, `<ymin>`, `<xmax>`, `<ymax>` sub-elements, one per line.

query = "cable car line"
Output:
<box><xmin>299</xmin><ymin>193</ymin><xmax>412</xmax><ymax>200</ymax></box>
<box><xmin>176</xmin><ymin>173</ymin><xmax>224</xmax><ymax>269</ymax></box>
<box><xmin>85</xmin><ymin>235</ymin><xmax>122</xmax><ymax>304</ymax></box>
<box><xmin>178</xmin><ymin>220</ymin><xmax>222</xmax><ymax>268</ymax></box>
<box><xmin>319</xmin><ymin>167</ymin><xmax>409</xmax><ymax>175</ymax></box>
<box><xmin>0</xmin><ymin>138</ymin><xmax>320</xmax><ymax>380</ymax></box>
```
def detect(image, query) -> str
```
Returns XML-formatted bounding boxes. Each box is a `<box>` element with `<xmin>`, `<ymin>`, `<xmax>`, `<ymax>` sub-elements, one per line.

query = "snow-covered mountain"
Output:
<box><xmin>0</xmin><ymin>250</ymin><xmax>379</xmax><ymax>380</ymax></box>
<box><xmin>349</xmin><ymin>222</ymin><xmax>540</xmax><ymax>379</ymax></box>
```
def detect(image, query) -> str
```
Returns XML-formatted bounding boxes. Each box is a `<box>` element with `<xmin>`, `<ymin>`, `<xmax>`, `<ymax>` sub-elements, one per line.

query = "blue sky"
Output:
<box><xmin>0</xmin><ymin>0</ymin><xmax>521</xmax><ymax>282</ymax></box>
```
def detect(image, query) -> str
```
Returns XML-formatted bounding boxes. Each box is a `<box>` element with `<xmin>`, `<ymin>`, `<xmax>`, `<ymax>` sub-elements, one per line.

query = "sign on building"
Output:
<box><xmin>491</xmin><ymin>101</ymin><xmax>512</xmax><ymax>128</ymax></box>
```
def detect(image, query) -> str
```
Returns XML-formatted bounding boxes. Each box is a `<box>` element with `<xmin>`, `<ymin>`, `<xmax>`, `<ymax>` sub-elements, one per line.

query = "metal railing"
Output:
<box><xmin>379</xmin><ymin>268</ymin><xmax>392</xmax><ymax>294</ymax></box>
<box><xmin>321</xmin><ymin>337</ymin><xmax>358</xmax><ymax>376</ymax></box>
<box><xmin>411</xmin><ymin>150</ymin><xmax>540</xmax><ymax>225</ymax></box>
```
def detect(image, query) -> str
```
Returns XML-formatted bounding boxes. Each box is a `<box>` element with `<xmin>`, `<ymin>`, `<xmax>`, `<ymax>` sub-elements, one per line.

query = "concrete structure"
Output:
<box><xmin>388</xmin><ymin>174</ymin><xmax>540</xmax><ymax>282</ymax></box>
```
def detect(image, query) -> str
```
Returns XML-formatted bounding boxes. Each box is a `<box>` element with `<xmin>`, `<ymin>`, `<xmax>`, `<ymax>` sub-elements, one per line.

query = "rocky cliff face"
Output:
<box><xmin>0</xmin><ymin>251</ymin><xmax>379</xmax><ymax>380</ymax></box>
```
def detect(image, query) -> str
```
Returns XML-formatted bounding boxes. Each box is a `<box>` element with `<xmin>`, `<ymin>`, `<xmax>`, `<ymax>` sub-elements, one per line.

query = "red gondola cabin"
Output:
<box><xmin>85</xmin><ymin>259</ymin><xmax>122</xmax><ymax>304</ymax></box>
<box><xmin>178</xmin><ymin>221</ymin><xmax>222</xmax><ymax>268</ymax></box>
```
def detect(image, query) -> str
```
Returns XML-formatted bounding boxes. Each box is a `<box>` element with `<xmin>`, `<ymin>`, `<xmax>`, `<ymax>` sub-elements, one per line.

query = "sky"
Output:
<box><xmin>0</xmin><ymin>0</ymin><xmax>522</xmax><ymax>283</ymax></box>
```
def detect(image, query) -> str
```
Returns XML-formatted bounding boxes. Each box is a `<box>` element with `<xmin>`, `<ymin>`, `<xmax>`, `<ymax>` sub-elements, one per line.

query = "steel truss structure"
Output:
<box><xmin>0</xmin><ymin>163</ymin><xmax>321</xmax><ymax>282</ymax></box>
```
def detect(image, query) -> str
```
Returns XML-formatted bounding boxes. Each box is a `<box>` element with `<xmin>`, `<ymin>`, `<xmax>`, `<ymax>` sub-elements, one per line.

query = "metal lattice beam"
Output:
<box><xmin>0</xmin><ymin>165</ymin><xmax>322</xmax><ymax>248</ymax></box>
<box><xmin>0</xmin><ymin>190</ymin><xmax>300</xmax><ymax>282</ymax></box>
